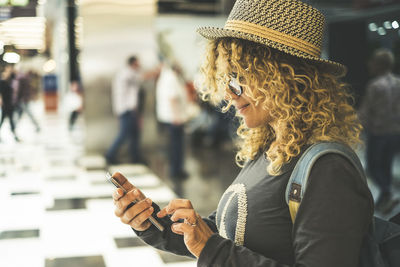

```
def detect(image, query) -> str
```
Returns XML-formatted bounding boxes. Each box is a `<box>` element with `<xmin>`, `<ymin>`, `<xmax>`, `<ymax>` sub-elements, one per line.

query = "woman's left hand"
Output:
<box><xmin>157</xmin><ymin>199</ymin><xmax>214</xmax><ymax>258</ymax></box>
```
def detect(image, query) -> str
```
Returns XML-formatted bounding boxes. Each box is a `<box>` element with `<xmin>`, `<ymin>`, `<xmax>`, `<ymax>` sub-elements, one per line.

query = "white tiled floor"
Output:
<box><xmin>0</xmin><ymin>107</ymin><xmax>196</xmax><ymax>267</ymax></box>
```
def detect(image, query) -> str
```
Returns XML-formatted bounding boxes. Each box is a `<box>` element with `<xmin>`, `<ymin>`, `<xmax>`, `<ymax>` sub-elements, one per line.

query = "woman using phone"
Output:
<box><xmin>112</xmin><ymin>0</ymin><xmax>373</xmax><ymax>266</ymax></box>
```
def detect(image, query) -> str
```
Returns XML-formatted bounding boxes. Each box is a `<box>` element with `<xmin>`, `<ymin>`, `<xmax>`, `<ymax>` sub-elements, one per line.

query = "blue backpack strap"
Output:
<box><xmin>285</xmin><ymin>142</ymin><xmax>366</xmax><ymax>223</ymax></box>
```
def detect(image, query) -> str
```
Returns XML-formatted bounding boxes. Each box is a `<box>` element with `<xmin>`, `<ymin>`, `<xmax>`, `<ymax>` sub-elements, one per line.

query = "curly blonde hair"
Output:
<box><xmin>197</xmin><ymin>38</ymin><xmax>362</xmax><ymax>176</ymax></box>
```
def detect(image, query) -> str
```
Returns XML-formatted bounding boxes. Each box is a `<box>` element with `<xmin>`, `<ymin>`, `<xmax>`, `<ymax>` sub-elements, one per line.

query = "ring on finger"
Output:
<box><xmin>184</xmin><ymin>216</ymin><xmax>198</xmax><ymax>227</ymax></box>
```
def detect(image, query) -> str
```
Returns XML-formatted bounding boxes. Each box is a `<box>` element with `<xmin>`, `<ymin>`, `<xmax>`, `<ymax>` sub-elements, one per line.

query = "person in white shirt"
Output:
<box><xmin>156</xmin><ymin>62</ymin><xmax>189</xmax><ymax>187</ymax></box>
<box><xmin>106</xmin><ymin>56</ymin><xmax>145</xmax><ymax>164</ymax></box>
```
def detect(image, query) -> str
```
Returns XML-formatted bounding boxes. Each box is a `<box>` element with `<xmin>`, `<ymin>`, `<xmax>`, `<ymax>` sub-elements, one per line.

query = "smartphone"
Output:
<box><xmin>106</xmin><ymin>173</ymin><xmax>164</xmax><ymax>232</ymax></box>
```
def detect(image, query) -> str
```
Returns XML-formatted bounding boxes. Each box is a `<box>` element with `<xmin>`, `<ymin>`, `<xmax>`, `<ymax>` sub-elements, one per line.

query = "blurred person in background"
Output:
<box><xmin>105</xmin><ymin>55</ymin><xmax>158</xmax><ymax>165</ymax></box>
<box><xmin>156</xmin><ymin>60</ymin><xmax>189</xmax><ymax>195</ymax></box>
<box><xmin>187</xmin><ymin>70</ymin><xmax>237</xmax><ymax>149</ymax></box>
<box><xmin>66</xmin><ymin>79</ymin><xmax>83</xmax><ymax>131</ymax></box>
<box><xmin>359</xmin><ymin>48</ymin><xmax>400</xmax><ymax>214</ymax></box>
<box><xmin>205</xmin><ymin>102</ymin><xmax>236</xmax><ymax>148</ymax></box>
<box><xmin>187</xmin><ymin>100</ymin><xmax>236</xmax><ymax>149</ymax></box>
<box><xmin>15</xmin><ymin>69</ymin><xmax>41</xmax><ymax>132</ymax></box>
<box><xmin>111</xmin><ymin>0</ymin><xmax>374</xmax><ymax>265</ymax></box>
<box><xmin>0</xmin><ymin>65</ymin><xmax>20</xmax><ymax>142</ymax></box>
<box><xmin>27</xmin><ymin>70</ymin><xmax>41</xmax><ymax>100</ymax></box>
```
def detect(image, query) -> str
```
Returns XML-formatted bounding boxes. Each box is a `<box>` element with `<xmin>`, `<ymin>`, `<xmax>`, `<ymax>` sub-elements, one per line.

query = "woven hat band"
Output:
<box><xmin>225</xmin><ymin>20</ymin><xmax>321</xmax><ymax>58</ymax></box>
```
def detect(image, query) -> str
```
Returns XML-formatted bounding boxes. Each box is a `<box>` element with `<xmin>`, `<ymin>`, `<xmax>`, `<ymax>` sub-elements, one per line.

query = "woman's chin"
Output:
<box><xmin>244</xmin><ymin>119</ymin><xmax>256</xmax><ymax>128</ymax></box>
<box><xmin>244</xmin><ymin>118</ymin><xmax>270</xmax><ymax>129</ymax></box>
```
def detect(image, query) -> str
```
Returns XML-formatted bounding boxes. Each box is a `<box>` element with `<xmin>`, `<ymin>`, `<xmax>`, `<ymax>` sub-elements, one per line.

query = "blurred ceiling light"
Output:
<box><xmin>80</xmin><ymin>0</ymin><xmax>154</xmax><ymax>4</ymax></box>
<box><xmin>11</xmin><ymin>0</ymin><xmax>29</xmax><ymax>6</ymax></box>
<box><xmin>377</xmin><ymin>27</ymin><xmax>386</xmax><ymax>35</ymax></box>
<box><xmin>393</xmin><ymin>21</ymin><xmax>399</xmax><ymax>29</ymax></box>
<box><xmin>3</xmin><ymin>51</ymin><xmax>20</xmax><ymax>63</ymax></box>
<box><xmin>4</xmin><ymin>28</ymin><xmax>44</xmax><ymax>33</ymax></box>
<box><xmin>38</xmin><ymin>0</ymin><xmax>47</xmax><ymax>5</ymax></box>
<box><xmin>0</xmin><ymin>17</ymin><xmax>45</xmax><ymax>50</ymax></box>
<box><xmin>383</xmin><ymin>21</ymin><xmax>392</xmax><ymax>29</ymax></box>
<box><xmin>368</xmin><ymin>23</ymin><xmax>378</xmax><ymax>32</ymax></box>
<box><xmin>2</xmin><ymin>17</ymin><xmax>45</xmax><ymax>26</ymax></box>
<box><xmin>43</xmin><ymin>59</ymin><xmax>56</xmax><ymax>73</ymax></box>
<box><xmin>80</xmin><ymin>0</ymin><xmax>157</xmax><ymax>15</ymax></box>
<box><xmin>0</xmin><ymin>0</ymin><xmax>29</xmax><ymax>6</ymax></box>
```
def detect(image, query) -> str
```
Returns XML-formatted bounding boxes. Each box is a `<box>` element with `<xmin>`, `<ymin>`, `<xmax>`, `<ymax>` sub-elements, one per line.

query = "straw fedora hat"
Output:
<box><xmin>197</xmin><ymin>0</ymin><xmax>346</xmax><ymax>76</ymax></box>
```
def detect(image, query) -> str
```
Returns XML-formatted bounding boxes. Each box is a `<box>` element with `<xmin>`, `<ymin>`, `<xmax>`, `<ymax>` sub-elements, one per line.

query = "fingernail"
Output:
<box><xmin>133</xmin><ymin>189</ymin><xmax>138</xmax><ymax>196</ymax></box>
<box><xmin>146</xmin><ymin>198</ymin><xmax>152</xmax><ymax>204</ymax></box>
<box><xmin>115</xmin><ymin>190</ymin><xmax>120</xmax><ymax>197</ymax></box>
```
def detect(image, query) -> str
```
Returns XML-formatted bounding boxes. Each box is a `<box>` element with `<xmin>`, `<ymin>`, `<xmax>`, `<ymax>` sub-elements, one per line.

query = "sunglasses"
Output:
<box><xmin>228</xmin><ymin>72</ymin><xmax>243</xmax><ymax>96</ymax></box>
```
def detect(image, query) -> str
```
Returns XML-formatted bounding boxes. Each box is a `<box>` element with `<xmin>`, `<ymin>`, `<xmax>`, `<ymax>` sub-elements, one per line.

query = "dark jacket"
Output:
<box><xmin>135</xmin><ymin>151</ymin><xmax>374</xmax><ymax>267</ymax></box>
<box><xmin>0</xmin><ymin>79</ymin><xmax>14</xmax><ymax>110</ymax></box>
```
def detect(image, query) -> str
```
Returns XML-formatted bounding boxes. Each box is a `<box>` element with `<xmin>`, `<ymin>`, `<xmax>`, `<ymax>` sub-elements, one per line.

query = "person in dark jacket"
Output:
<box><xmin>359</xmin><ymin>48</ymin><xmax>400</xmax><ymax>214</ymax></box>
<box><xmin>15</xmin><ymin>71</ymin><xmax>41</xmax><ymax>132</ymax></box>
<box><xmin>0</xmin><ymin>65</ymin><xmax>20</xmax><ymax>142</ymax></box>
<box><xmin>111</xmin><ymin>0</ymin><xmax>374</xmax><ymax>266</ymax></box>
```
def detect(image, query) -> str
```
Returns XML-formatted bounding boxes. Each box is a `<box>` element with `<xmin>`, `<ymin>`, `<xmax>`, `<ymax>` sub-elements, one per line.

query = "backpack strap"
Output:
<box><xmin>285</xmin><ymin>142</ymin><xmax>366</xmax><ymax>223</ymax></box>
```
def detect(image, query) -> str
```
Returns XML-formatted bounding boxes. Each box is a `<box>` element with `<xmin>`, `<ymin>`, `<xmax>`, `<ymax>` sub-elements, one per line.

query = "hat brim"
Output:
<box><xmin>197</xmin><ymin>26</ymin><xmax>346</xmax><ymax>77</ymax></box>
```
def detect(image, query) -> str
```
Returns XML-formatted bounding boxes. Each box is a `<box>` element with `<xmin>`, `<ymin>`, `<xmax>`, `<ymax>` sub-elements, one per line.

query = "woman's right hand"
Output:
<box><xmin>112</xmin><ymin>172</ymin><xmax>154</xmax><ymax>231</ymax></box>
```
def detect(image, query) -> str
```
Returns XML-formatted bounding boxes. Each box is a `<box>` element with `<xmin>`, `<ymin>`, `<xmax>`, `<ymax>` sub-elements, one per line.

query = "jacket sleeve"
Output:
<box><xmin>197</xmin><ymin>154</ymin><xmax>374</xmax><ymax>267</ymax></box>
<box><xmin>133</xmin><ymin>204</ymin><xmax>218</xmax><ymax>258</ymax></box>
